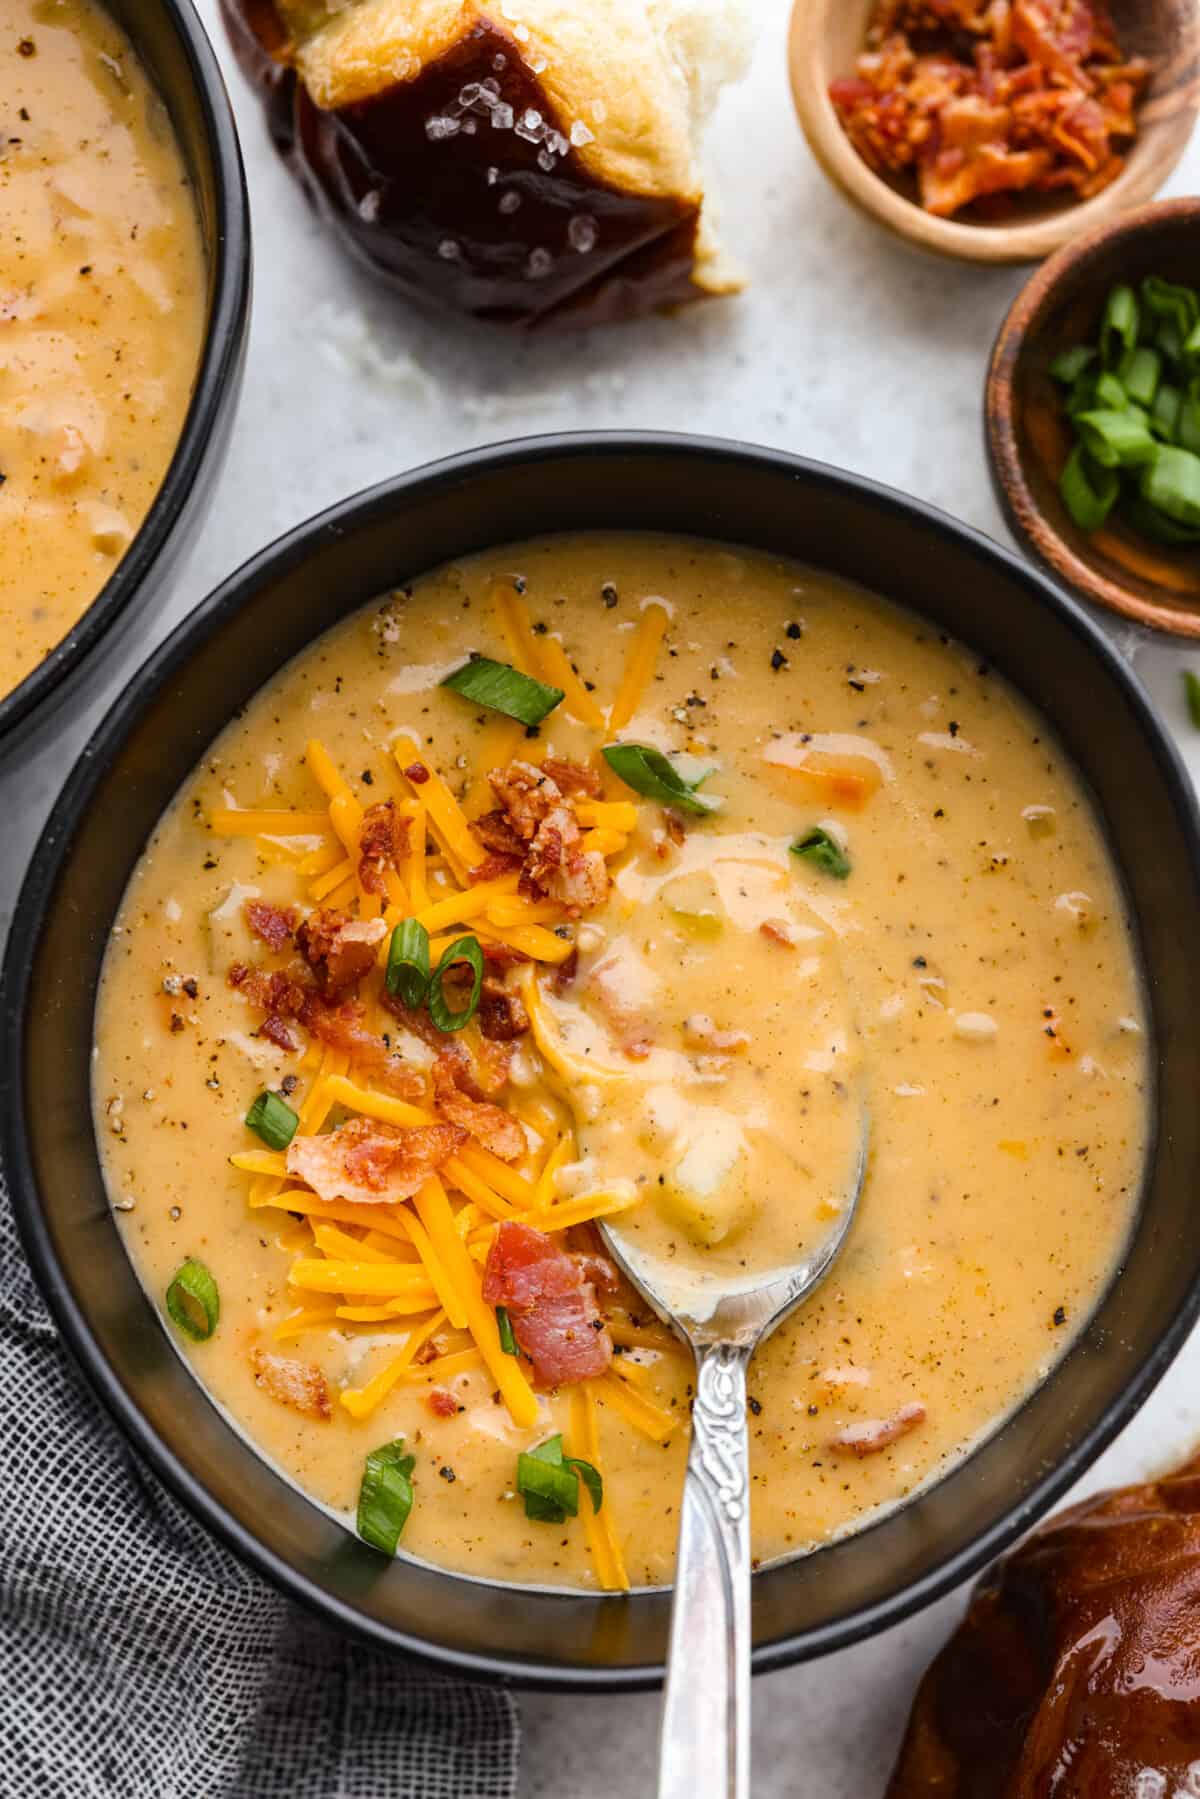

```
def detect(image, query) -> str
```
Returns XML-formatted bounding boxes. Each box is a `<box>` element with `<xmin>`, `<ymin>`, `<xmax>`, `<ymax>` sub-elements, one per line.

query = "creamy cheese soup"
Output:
<box><xmin>0</xmin><ymin>0</ymin><xmax>206</xmax><ymax>699</ymax></box>
<box><xmin>95</xmin><ymin>535</ymin><xmax>1147</xmax><ymax>1591</ymax></box>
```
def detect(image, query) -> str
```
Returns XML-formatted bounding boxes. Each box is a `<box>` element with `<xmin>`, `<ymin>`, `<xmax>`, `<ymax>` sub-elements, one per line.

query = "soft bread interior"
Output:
<box><xmin>275</xmin><ymin>0</ymin><xmax>752</xmax><ymax>286</ymax></box>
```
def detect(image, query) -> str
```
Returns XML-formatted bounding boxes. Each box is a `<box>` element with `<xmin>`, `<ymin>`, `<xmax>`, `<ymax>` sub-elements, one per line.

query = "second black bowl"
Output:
<box><xmin>5</xmin><ymin>434</ymin><xmax>1200</xmax><ymax>1685</ymax></box>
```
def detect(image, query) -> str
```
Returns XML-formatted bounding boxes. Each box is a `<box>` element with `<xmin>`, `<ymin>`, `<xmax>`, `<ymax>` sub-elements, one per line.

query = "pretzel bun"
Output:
<box><xmin>221</xmin><ymin>0</ymin><xmax>752</xmax><ymax>327</ymax></box>
<box><xmin>886</xmin><ymin>1454</ymin><xmax>1200</xmax><ymax>1798</ymax></box>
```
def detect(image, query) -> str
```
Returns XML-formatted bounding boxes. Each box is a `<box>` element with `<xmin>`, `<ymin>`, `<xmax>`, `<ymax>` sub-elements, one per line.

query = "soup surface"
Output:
<box><xmin>0</xmin><ymin>0</ymin><xmax>206</xmax><ymax>700</ymax></box>
<box><xmin>95</xmin><ymin>534</ymin><xmax>1147</xmax><ymax>1591</ymax></box>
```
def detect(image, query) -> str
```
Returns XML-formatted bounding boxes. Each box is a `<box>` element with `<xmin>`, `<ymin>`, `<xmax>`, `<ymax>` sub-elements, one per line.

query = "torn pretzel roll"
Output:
<box><xmin>221</xmin><ymin>0</ymin><xmax>752</xmax><ymax>327</ymax></box>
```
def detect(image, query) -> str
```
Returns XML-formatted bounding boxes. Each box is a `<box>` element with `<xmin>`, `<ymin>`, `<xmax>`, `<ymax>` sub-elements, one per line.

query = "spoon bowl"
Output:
<box><xmin>598</xmin><ymin>1113</ymin><xmax>870</xmax><ymax>1799</ymax></box>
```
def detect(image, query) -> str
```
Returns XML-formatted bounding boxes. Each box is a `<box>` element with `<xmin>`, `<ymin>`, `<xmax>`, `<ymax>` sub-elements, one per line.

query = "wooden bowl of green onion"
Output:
<box><xmin>987</xmin><ymin>198</ymin><xmax>1200</xmax><ymax>637</ymax></box>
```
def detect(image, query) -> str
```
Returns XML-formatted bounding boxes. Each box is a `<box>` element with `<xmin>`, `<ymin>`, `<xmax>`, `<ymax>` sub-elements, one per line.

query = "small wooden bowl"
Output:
<box><xmin>987</xmin><ymin>198</ymin><xmax>1200</xmax><ymax>636</ymax></box>
<box><xmin>788</xmin><ymin>0</ymin><xmax>1200</xmax><ymax>265</ymax></box>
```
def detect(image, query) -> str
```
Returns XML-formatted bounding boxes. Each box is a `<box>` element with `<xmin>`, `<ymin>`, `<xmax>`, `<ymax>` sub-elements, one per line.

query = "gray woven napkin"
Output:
<box><xmin>0</xmin><ymin>1177</ymin><xmax>520</xmax><ymax>1799</ymax></box>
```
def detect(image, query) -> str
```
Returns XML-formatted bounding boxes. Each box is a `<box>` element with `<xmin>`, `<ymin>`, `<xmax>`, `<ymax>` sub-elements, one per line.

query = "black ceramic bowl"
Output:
<box><xmin>0</xmin><ymin>0</ymin><xmax>251</xmax><ymax>758</ymax></box>
<box><xmin>6</xmin><ymin>435</ymin><xmax>1200</xmax><ymax>1688</ymax></box>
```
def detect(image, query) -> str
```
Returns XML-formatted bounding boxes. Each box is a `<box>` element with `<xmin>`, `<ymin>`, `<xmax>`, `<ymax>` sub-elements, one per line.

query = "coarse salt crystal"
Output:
<box><xmin>567</xmin><ymin>213</ymin><xmax>597</xmax><ymax>253</ymax></box>
<box><xmin>358</xmin><ymin>189</ymin><xmax>382</xmax><ymax>221</ymax></box>
<box><xmin>570</xmin><ymin>120</ymin><xmax>594</xmax><ymax>146</ymax></box>
<box><xmin>491</xmin><ymin>103</ymin><xmax>514</xmax><ymax>130</ymax></box>
<box><xmin>526</xmin><ymin>247</ymin><xmax>553</xmax><ymax>278</ymax></box>
<box><xmin>499</xmin><ymin>190</ymin><xmax>521</xmax><ymax>214</ymax></box>
<box><xmin>438</xmin><ymin>238</ymin><xmax>461</xmax><ymax>261</ymax></box>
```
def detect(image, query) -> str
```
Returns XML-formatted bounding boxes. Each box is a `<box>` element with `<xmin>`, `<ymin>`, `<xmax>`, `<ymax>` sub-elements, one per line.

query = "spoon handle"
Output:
<box><xmin>657</xmin><ymin>1339</ymin><xmax>753</xmax><ymax>1799</ymax></box>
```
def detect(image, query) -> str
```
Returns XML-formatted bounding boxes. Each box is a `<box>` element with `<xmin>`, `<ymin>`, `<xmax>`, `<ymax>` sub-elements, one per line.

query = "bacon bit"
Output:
<box><xmin>552</xmin><ymin>947</ymin><xmax>579</xmax><ymax>991</ymax></box>
<box><xmin>682</xmin><ymin>1016</ymin><xmax>751</xmax><ymax>1054</ymax></box>
<box><xmin>540</xmin><ymin>757</ymin><xmax>602</xmax><ymax>798</ymax></box>
<box><xmin>478</xmin><ymin>976</ymin><xmax>530</xmax><ymax>1042</ymax></box>
<box><xmin>623</xmin><ymin>1037</ymin><xmax>654</xmax><ymax>1062</ymax></box>
<box><xmin>488</xmin><ymin>761</ymin><xmax>609</xmax><ymax>915</ymax></box>
<box><xmin>479</xmin><ymin>941</ymin><xmax>531</xmax><ymax>970</ymax></box>
<box><xmin>287</xmin><ymin>1115</ymin><xmax>465</xmax><ymax>1205</ymax></box>
<box><xmin>403</xmin><ymin>761</ymin><xmax>430</xmax><ymax>784</ymax></box>
<box><xmin>426</xmin><ymin>1387</ymin><xmax>458</xmax><ymax>1418</ymax></box>
<box><xmin>245</xmin><ymin>900</ymin><xmax>297</xmax><ymax>952</ymax></box>
<box><xmin>432</xmin><ymin>1053</ymin><xmax>525</xmax><ymax>1161</ymax></box>
<box><xmin>663</xmin><ymin>809</ymin><xmax>687</xmax><ymax>846</ymax></box>
<box><xmin>829</xmin><ymin>1402</ymin><xmax>926</xmax><ymax>1457</ymax></box>
<box><xmin>228</xmin><ymin>962</ymin><xmax>311</xmax><ymax>1051</ymax></box>
<box><xmin>358</xmin><ymin>800</ymin><xmax>409</xmax><ymax>896</ymax></box>
<box><xmin>760</xmin><ymin>919</ymin><xmax>797</xmax><ymax>950</ymax></box>
<box><xmin>829</xmin><ymin>0</ymin><xmax>1149</xmax><ymax>221</ymax></box>
<box><xmin>474</xmin><ymin>1032</ymin><xmax>515</xmax><ymax>1093</ymax></box>
<box><xmin>469</xmin><ymin>851</ymin><xmax>524</xmax><ymax>885</ymax></box>
<box><xmin>299</xmin><ymin>994</ymin><xmax>425</xmax><ymax>1098</ymax></box>
<box><xmin>250</xmin><ymin>1347</ymin><xmax>331</xmax><ymax>1420</ymax></box>
<box><xmin>481</xmin><ymin>1221</ymin><xmax>614</xmax><ymax>1386</ymax></box>
<box><xmin>473</xmin><ymin>809</ymin><xmax>527</xmax><ymax>859</ymax></box>
<box><xmin>296</xmin><ymin>908</ymin><xmax>388</xmax><ymax>998</ymax></box>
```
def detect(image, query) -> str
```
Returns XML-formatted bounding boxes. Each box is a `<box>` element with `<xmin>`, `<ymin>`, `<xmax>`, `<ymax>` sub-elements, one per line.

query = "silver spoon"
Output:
<box><xmin>598</xmin><ymin>1121</ymin><xmax>869</xmax><ymax>1799</ymax></box>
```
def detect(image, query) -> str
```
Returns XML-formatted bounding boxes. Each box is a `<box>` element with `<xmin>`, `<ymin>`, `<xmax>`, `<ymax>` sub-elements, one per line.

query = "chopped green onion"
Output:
<box><xmin>244</xmin><ymin>1089</ymin><xmax>299</xmax><ymax>1150</ymax></box>
<box><xmin>1142</xmin><ymin>275</ymin><xmax>1199</xmax><ymax>339</ymax></box>
<box><xmin>601</xmin><ymin>742</ymin><xmax>720</xmax><ymax>816</ymax></box>
<box><xmin>1156</xmin><ymin>317</ymin><xmax>1186</xmax><ymax>364</ymax></box>
<box><xmin>1049</xmin><ymin>344</ymin><xmax>1096</xmax><ymax>385</ymax></box>
<box><xmin>1074</xmin><ymin>409</ymin><xmax>1158</xmax><ymax>470</ymax></box>
<box><xmin>1184</xmin><ymin>671</ymin><xmax>1200</xmax><ymax>729</ymax></box>
<box><xmin>356</xmin><ymin>1438</ymin><xmax>415</xmax><ymax>1555</ymax></box>
<box><xmin>1151</xmin><ymin>384</ymin><xmax>1183</xmax><ymax>442</ymax></box>
<box><xmin>166</xmin><ymin>1260</ymin><xmax>220</xmax><ymax>1341</ymax></box>
<box><xmin>791</xmin><ymin>827</ymin><xmax>851</xmax><ymax>879</ymax></box>
<box><xmin>386</xmin><ymin>917</ymin><xmax>431</xmax><ymax>1009</ymax></box>
<box><xmin>1065</xmin><ymin>369</ymin><xmax>1099</xmax><ymax>419</ymax></box>
<box><xmin>496</xmin><ymin>1306</ymin><xmax>519</xmax><ymax>1356</ymax></box>
<box><xmin>1117</xmin><ymin>346</ymin><xmax>1161</xmax><ymax>409</ymax></box>
<box><xmin>1093</xmin><ymin>371</ymin><xmax>1127</xmax><ymax>411</ymax></box>
<box><xmin>1060</xmin><ymin>445</ymin><xmax>1120</xmax><ymax>533</ymax></box>
<box><xmin>1101</xmin><ymin>285</ymin><xmax>1139</xmax><ymax>367</ymax></box>
<box><xmin>1178</xmin><ymin>398</ymin><xmax>1200</xmax><ymax>456</ymax></box>
<box><xmin>517</xmin><ymin>1434</ymin><xmax>580</xmax><ymax>1523</ymax></box>
<box><xmin>428</xmin><ymin>935</ymin><xmax>484</xmax><ymax>1033</ymax></box>
<box><xmin>1140</xmin><ymin>446</ymin><xmax>1200</xmax><ymax>528</ymax></box>
<box><xmin>442</xmin><ymin>655</ymin><xmax>563</xmax><ymax>727</ymax></box>
<box><xmin>566</xmin><ymin>1454</ymin><xmax>603</xmax><ymax>1516</ymax></box>
<box><xmin>1120</xmin><ymin>493</ymin><xmax>1200</xmax><ymax>546</ymax></box>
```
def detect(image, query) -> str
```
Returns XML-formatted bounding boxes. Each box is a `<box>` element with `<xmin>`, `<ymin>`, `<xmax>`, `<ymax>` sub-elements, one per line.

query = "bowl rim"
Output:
<box><xmin>787</xmin><ymin>0</ymin><xmax>1200</xmax><ymax>267</ymax></box>
<box><xmin>6</xmin><ymin>430</ymin><xmax>1200</xmax><ymax>1688</ymax></box>
<box><xmin>0</xmin><ymin>0</ymin><xmax>252</xmax><ymax>749</ymax></box>
<box><xmin>986</xmin><ymin>195</ymin><xmax>1200</xmax><ymax>637</ymax></box>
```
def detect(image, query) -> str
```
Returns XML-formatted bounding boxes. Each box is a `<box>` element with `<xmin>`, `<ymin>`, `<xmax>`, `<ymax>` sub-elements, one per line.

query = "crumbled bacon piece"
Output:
<box><xmin>244</xmin><ymin>900</ymin><xmax>297</xmax><ymax>952</ymax></box>
<box><xmin>539</xmin><ymin>757</ymin><xmax>602</xmax><ymax>798</ymax></box>
<box><xmin>250</xmin><ymin>1348</ymin><xmax>331</xmax><ymax>1420</ymax></box>
<box><xmin>228</xmin><ymin>962</ymin><xmax>310</xmax><ymax>1051</ymax></box>
<box><xmin>481</xmin><ymin>1222</ymin><xmax>614</xmax><ymax>1386</ymax></box>
<box><xmin>469</xmin><ymin>851</ymin><xmax>524</xmax><ymax>885</ymax></box>
<box><xmin>478</xmin><ymin>976</ymin><xmax>530</xmax><ymax>1042</ymax></box>
<box><xmin>296</xmin><ymin>908</ymin><xmax>387</xmax><ymax>998</ymax></box>
<box><xmin>473</xmin><ymin>809</ymin><xmax>527</xmax><ymax>859</ymax></box>
<box><xmin>829</xmin><ymin>0</ymin><xmax>1148</xmax><ymax>220</ymax></box>
<box><xmin>403</xmin><ymin>761</ymin><xmax>430</xmax><ymax>784</ymax></box>
<box><xmin>487</xmin><ymin>760</ymin><xmax>609</xmax><ymax>916</ymax></box>
<box><xmin>299</xmin><ymin>994</ymin><xmax>425</xmax><ymax>1098</ymax></box>
<box><xmin>432</xmin><ymin>1052</ymin><xmax>525</xmax><ymax>1161</ymax></box>
<box><xmin>829</xmin><ymin>1402</ymin><xmax>927</xmax><ymax>1457</ymax></box>
<box><xmin>286</xmin><ymin>1115</ymin><xmax>465</xmax><ymax>1205</ymax></box>
<box><xmin>358</xmin><ymin>800</ymin><xmax>409</xmax><ymax>896</ymax></box>
<box><xmin>426</xmin><ymin>1388</ymin><xmax>458</xmax><ymax>1418</ymax></box>
<box><xmin>760</xmin><ymin>919</ymin><xmax>797</xmax><ymax>950</ymax></box>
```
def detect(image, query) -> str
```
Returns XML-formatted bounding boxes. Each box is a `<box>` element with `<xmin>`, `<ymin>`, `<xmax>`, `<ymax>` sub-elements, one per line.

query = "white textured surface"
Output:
<box><xmin>3</xmin><ymin>1</ymin><xmax>1200</xmax><ymax>1791</ymax></box>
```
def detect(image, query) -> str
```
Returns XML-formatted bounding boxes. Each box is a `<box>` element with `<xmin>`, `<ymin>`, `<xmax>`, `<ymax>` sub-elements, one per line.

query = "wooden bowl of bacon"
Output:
<box><xmin>788</xmin><ymin>0</ymin><xmax>1200</xmax><ymax>265</ymax></box>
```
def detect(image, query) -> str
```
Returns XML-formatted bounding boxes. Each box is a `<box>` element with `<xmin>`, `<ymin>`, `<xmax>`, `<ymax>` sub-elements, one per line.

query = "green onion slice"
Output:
<box><xmin>245</xmin><ymin>1089</ymin><xmax>299</xmax><ymax>1150</ymax></box>
<box><xmin>496</xmin><ymin>1306</ymin><xmax>519</xmax><ymax>1357</ymax></box>
<box><xmin>791</xmin><ymin>827</ymin><xmax>851</xmax><ymax>879</ymax></box>
<box><xmin>1178</xmin><ymin>398</ymin><xmax>1200</xmax><ymax>456</ymax></box>
<box><xmin>1151</xmin><ymin>383</ymin><xmax>1183</xmax><ymax>442</ymax></box>
<box><xmin>1141</xmin><ymin>445</ymin><xmax>1200</xmax><ymax>528</ymax></box>
<box><xmin>428</xmin><ymin>935</ymin><xmax>484</xmax><ymax>1033</ymax></box>
<box><xmin>1120</xmin><ymin>493</ymin><xmax>1200</xmax><ymax>547</ymax></box>
<box><xmin>1092</xmin><ymin>371</ymin><xmax>1128</xmax><ymax>411</ymax></box>
<box><xmin>386</xmin><ymin>917</ymin><xmax>431</xmax><ymax>1009</ymax></box>
<box><xmin>566</xmin><ymin>1454</ymin><xmax>603</xmax><ymax>1515</ymax></box>
<box><xmin>601</xmin><ymin>743</ymin><xmax>720</xmax><ymax>816</ymax></box>
<box><xmin>1049</xmin><ymin>344</ymin><xmax>1096</xmax><ymax>385</ymax></box>
<box><xmin>166</xmin><ymin>1259</ymin><xmax>220</xmax><ymax>1341</ymax></box>
<box><xmin>515</xmin><ymin>1434</ymin><xmax>604</xmax><ymax>1523</ymax></box>
<box><xmin>1060</xmin><ymin>445</ymin><xmax>1120</xmax><ymax>534</ymax></box>
<box><xmin>1142</xmin><ymin>275</ymin><xmax>1199</xmax><ymax>339</ymax></box>
<box><xmin>1117</xmin><ymin>346</ymin><xmax>1161</xmax><ymax>409</ymax></box>
<box><xmin>442</xmin><ymin>655</ymin><xmax>563</xmax><ymax>727</ymax></box>
<box><xmin>1101</xmin><ymin>285</ymin><xmax>1139</xmax><ymax>367</ymax></box>
<box><xmin>356</xmin><ymin>1438</ymin><xmax>416</xmax><ymax>1555</ymax></box>
<box><xmin>1185</xmin><ymin>672</ymin><xmax>1200</xmax><ymax>729</ymax></box>
<box><xmin>1074</xmin><ymin>409</ymin><xmax>1157</xmax><ymax>470</ymax></box>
